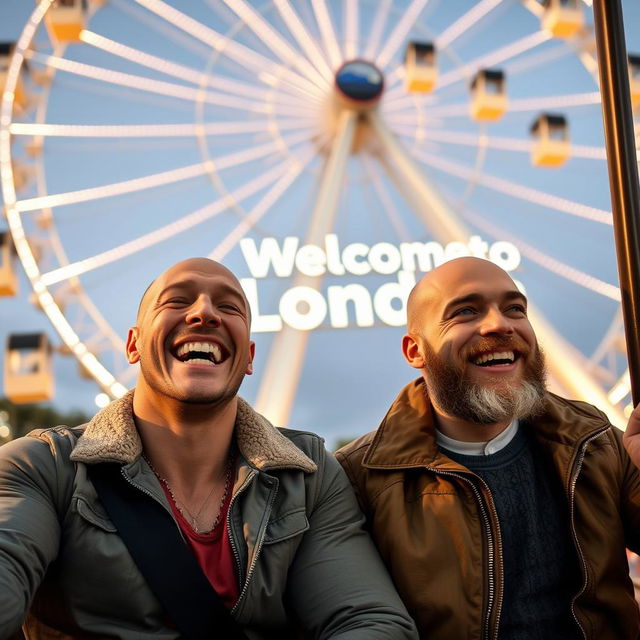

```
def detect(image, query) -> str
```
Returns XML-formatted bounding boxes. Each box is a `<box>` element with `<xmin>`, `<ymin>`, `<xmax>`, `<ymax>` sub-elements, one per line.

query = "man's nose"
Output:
<box><xmin>479</xmin><ymin>306</ymin><xmax>514</xmax><ymax>335</ymax></box>
<box><xmin>185</xmin><ymin>296</ymin><xmax>220</xmax><ymax>326</ymax></box>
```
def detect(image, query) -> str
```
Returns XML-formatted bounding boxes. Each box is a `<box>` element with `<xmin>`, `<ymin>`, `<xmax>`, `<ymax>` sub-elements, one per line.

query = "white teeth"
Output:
<box><xmin>474</xmin><ymin>350</ymin><xmax>515</xmax><ymax>365</ymax></box>
<box><xmin>175</xmin><ymin>342</ymin><xmax>223</xmax><ymax>364</ymax></box>
<box><xmin>188</xmin><ymin>357</ymin><xmax>215</xmax><ymax>366</ymax></box>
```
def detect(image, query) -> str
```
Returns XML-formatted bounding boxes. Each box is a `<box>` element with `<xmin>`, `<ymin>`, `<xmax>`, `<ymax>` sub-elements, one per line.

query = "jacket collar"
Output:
<box><xmin>70</xmin><ymin>390</ymin><xmax>317</xmax><ymax>473</ymax></box>
<box><xmin>362</xmin><ymin>377</ymin><xmax>611</xmax><ymax>470</ymax></box>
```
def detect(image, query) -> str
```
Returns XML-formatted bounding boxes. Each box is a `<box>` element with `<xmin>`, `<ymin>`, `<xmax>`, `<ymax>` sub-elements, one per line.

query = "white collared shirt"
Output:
<box><xmin>436</xmin><ymin>419</ymin><xmax>519</xmax><ymax>456</ymax></box>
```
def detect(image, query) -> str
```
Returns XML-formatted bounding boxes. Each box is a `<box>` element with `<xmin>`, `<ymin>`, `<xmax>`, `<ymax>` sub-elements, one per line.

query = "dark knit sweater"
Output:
<box><xmin>442</xmin><ymin>428</ymin><xmax>581</xmax><ymax>640</ymax></box>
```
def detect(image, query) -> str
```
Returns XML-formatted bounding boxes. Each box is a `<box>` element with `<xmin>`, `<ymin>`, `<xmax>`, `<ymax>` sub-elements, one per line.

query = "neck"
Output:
<box><xmin>432</xmin><ymin>407</ymin><xmax>513</xmax><ymax>443</ymax></box>
<box><xmin>132</xmin><ymin>382</ymin><xmax>237</xmax><ymax>486</ymax></box>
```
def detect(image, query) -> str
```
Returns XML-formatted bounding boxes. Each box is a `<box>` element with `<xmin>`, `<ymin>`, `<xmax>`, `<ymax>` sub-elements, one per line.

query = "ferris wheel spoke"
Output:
<box><xmin>79</xmin><ymin>29</ymin><xmax>313</xmax><ymax>108</ymax></box>
<box><xmin>412</xmin><ymin>149</ymin><xmax>613</xmax><ymax>225</ymax></box>
<box><xmin>416</xmin><ymin>92</ymin><xmax>601</xmax><ymax>120</ymax></box>
<box><xmin>360</xmin><ymin>153</ymin><xmax>412</xmax><ymax>241</ymax></box>
<box><xmin>438</xmin><ymin>31</ymin><xmax>552</xmax><ymax>90</ymax></box>
<box><xmin>311</xmin><ymin>0</ymin><xmax>343</xmax><ymax>70</ymax></box>
<box><xmin>383</xmin><ymin>0</ymin><xmax>504</xmax><ymax>94</ymax></box>
<box><xmin>132</xmin><ymin>0</ymin><xmax>326</xmax><ymax>101</ymax></box>
<box><xmin>273</xmin><ymin>1</ymin><xmax>333</xmax><ymax>78</ymax></box>
<box><xmin>437</xmin><ymin>0</ymin><xmax>504</xmax><ymax>49</ymax></box>
<box><xmin>16</xmin><ymin>129</ymin><xmax>313</xmax><ymax>214</ymax></box>
<box><xmin>9</xmin><ymin>119</ymin><xmax>315</xmax><ymax>139</ymax></box>
<box><xmin>255</xmin><ymin>109</ymin><xmax>358</xmax><ymax>426</ymax></box>
<box><xmin>462</xmin><ymin>209</ymin><xmax>621</xmax><ymax>301</ymax></box>
<box><xmin>344</xmin><ymin>0</ymin><xmax>359</xmax><ymax>60</ymax></box>
<box><xmin>367</xmin><ymin>110</ymin><xmax>469</xmax><ymax>241</ymax></box>
<box><xmin>28</xmin><ymin>51</ymin><xmax>295</xmax><ymax>115</ymax></box>
<box><xmin>376</xmin><ymin>0</ymin><xmax>431</xmax><ymax>70</ymax></box>
<box><xmin>209</xmin><ymin>149</ymin><xmax>316</xmax><ymax>261</ymax></box>
<box><xmin>39</xmin><ymin>159</ymin><xmax>298</xmax><ymax>287</ymax></box>
<box><xmin>221</xmin><ymin>0</ymin><xmax>330</xmax><ymax>91</ymax></box>
<box><xmin>15</xmin><ymin>162</ymin><xmax>211</xmax><ymax>213</ymax></box>
<box><xmin>390</xmin><ymin>125</ymin><xmax>607</xmax><ymax>160</ymax></box>
<box><xmin>364</xmin><ymin>0</ymin><xmax>392</xmax><ymax>60</ymax></box>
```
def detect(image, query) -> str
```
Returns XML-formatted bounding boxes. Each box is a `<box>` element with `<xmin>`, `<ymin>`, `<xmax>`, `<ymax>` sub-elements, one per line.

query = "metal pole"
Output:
<box><xmin>593</xmin><ymin>0</ymin><xmax>640</xmax><ymax>405</ymax></box>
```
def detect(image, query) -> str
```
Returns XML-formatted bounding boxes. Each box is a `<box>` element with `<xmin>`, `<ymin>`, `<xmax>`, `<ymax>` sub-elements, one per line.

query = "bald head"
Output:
<box><xmin>137</xmin><ymin>258</ymin><xmax>250</xmax><ymax>324</ymax></box>
<box><xmin>407</xmin><ymin>257</ymin><xmax>520</xmax><ymax>334</ymax></box>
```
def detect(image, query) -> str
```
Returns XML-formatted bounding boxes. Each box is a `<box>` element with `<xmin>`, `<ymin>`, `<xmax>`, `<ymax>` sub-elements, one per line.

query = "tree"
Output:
<box><xmin>0</xmin><ymin>398</ymin><xmax>90</xmax><ymax>442</ymax></box>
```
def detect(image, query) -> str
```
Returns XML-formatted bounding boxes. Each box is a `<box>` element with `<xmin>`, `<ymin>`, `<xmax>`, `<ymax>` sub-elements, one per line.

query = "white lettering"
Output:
<box><xmin>325</xmin><ymin>234</ymin><xmax>345</xmax><ymax>276</ymax></box>
<box><xmin>327</xmin><ymin>284</ymin><xmax>375</xmax><ymax>328</ymax></box>
<box><xmin>373</xmin><ymin>271</ymin><xmax>416</xmax><ymax>327</ymax></box>
<box><xmin>279</xmin><ymin>286</ymin><xmax>327</xmax><ymax>330</ymax></box>
<box><xmin>400</xmin><ymin>241</ymin><xmax>445</xmax><ymax>272</ymax></box>
<box><xmin>295</xmin><ymin>244</ymin><xmax>326</xmax><ymax>277</ymax></box>
<box><xmin>489</xmin><ymin>241</ymin><xmax>521</xmax><ymax>271</ymax></box>
<box><xmin>369</xmin><ymin>242</ymin><xmax>402</xmax><ymax>275</ymax></box>
<box><xmin>240</xmin><ymin>278</ymin><xmax>282</xmax><ymax>332</ymax></box>
<box><xmin>342</xmin><ymin>242</ymin><xmax>371</xmax><ymax>275</ymax></box>
<box><xmin>444</xmin><ymin>241</ymin><xmax>470</xmax><ymax>261</ymax></box>
<box><xmin>240</xmin><ymin>236</ymin><xmax>298</xmax><ymax>278</ymax></box>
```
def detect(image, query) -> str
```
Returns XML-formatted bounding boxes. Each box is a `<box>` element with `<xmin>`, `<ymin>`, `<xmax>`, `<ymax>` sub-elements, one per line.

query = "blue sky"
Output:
<box><xmin>1</xmin><ymin>0</ymin><xmax>639</xmax><ymax>446</ymax></box>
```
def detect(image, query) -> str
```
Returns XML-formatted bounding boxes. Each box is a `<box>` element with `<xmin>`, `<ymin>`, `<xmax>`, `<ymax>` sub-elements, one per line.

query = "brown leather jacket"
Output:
<box><xmin>335</xmin><ymin>378</ymin><xmax>640</xmax><ymax>640</ymax></box>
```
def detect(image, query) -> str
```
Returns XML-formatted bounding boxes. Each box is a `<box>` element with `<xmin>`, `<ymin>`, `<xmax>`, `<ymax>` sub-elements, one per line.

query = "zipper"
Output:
<box><xmin>226</xmin><ymin>468</ymin><xmax>257</xmax><ymax>595</ymax></box>
<box><xmin>567</xmin><ymin>428</ymin><xmax>608</xmax><ymax>640</ymax></box>
<box><xmin>230</xmin><ymin>472</ymin><xmax>277</xmax><ymax>615</ymax></box>
<box><xmin>426</xmin><ymin>466</ymin><xmax>502</xmax><ymax>640</ymax></box>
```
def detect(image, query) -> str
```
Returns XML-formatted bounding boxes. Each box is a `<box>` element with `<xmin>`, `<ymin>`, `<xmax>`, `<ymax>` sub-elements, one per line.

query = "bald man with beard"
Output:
<box><xmin>336</xmin><ymin>256</ymin><xmax>640</xmax><ymax>640</ymax></box>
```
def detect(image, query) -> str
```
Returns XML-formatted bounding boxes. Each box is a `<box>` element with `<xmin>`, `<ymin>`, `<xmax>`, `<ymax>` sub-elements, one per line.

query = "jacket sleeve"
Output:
<box><xmin>285</xmin><ymin>447</ymin><xmax>418</xmax><ymax>639</ymax></box>
<box><xmin>613</xmin><ymin>426</ymin><xmax>640</xmax><ymax>552</ymax></box>
<box><xmin>0</xmin><ymin>431</ymin><xmax>73</xmax><ymax>637</ymax></box>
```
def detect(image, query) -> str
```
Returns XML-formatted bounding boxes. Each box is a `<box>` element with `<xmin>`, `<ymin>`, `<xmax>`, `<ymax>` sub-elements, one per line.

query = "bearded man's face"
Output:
<box><xmin>421</xmin><ymin>336</ymin><xmax>547</xmax><ymax>424</ymax></box>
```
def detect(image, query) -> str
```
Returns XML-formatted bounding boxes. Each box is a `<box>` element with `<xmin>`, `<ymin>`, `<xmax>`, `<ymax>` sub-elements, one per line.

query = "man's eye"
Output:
<box><xmin>220</xmin><ymin>303</ymin><xmax>241</xmax><ymax>312</ymax></box>
<box><xmin>507</xmin><ymin>304</ymin><xmax>526</xmax><ymax>314</ymax></box>
<box><xmin>452</xmin><ymin>307</ymin><xmax>475</xmax><ymax>317</ymax></box>
<box><xmin>164</xmin><ymin>298</ymin><xmax>189</xmax><ymax>305</ymax></box>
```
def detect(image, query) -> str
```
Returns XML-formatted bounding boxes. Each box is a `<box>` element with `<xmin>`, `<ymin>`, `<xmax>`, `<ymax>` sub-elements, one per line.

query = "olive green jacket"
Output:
<box><xmin>0</xmin><ymin>391</ymin><xmax>417</xmax><ymax>639</ymax></box>
<box><xmin>336</xmin><ymin>378</ymin><xmax>640</xmax><ymax>640</ymax></box>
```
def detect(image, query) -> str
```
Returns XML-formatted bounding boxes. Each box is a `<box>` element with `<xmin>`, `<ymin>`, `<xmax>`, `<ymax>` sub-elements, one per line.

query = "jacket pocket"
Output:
<box><xmin>74</xmin><ymin>496</ymin><xmax>117</xmax><ymax>532</ymax></box>
<box><xmin>264</xmin><ymin>509</ymin><xmax>308</xmax><ymax>544</ymax></box>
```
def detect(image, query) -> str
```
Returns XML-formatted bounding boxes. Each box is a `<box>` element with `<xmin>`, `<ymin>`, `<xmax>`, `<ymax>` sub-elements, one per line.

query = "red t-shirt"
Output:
<box><xmin>160</xmin><ymin>468</ymin><xmax>239</xmax><ymax>609</ymax></box>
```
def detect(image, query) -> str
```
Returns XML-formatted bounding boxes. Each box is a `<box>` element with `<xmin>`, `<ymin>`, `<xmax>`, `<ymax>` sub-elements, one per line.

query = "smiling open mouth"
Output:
<box><xmin>174</xmin><ymin>342</ymin><xmax>227</xmax><ymax>366</ymax></box>
<box><xmin>473</xmin><ymin>351</ymin><xmax>518</xmax><ymax>367</ymax></box>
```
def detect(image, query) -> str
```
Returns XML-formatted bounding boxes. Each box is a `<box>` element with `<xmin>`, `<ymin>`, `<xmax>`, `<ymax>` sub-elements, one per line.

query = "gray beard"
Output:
<box><xmin>422</xmin><ymin>342</ymin><xmax>547</xmax><ymax>425</ymax></box>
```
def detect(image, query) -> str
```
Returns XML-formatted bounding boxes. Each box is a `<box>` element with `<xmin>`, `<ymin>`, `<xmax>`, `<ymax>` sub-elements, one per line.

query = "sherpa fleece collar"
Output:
<box><xmin>70</xmin><ymin>390</ymin><xmax>317</xmax><ymax>473</ymax></box>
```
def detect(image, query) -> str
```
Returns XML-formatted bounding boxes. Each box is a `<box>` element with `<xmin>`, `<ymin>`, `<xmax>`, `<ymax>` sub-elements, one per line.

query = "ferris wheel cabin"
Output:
<box><xmin>0</xmin><ymin>232</ymin><xmax>18</xmax><ymax>297</ymax></box>
<box><xmin>4</xmin><ymin>333</ymin><xmax>54</xmax><ymax>404</ymax></box>
<box><xmin>470</xmin><ymin>69</ymin><xmax>507</xmax><ymax>122</ymax></box>
<box><xmin>0</xmin><ymin>42</ymin><xmax>27</xmax><ymax>110</ymax></box>
<box><xmin>541</xmin><ymin>0</ymin><xmax>584</xmax><ymax>39</ymax></box>
<box><xmin>45</xmin><ymin>0</ymin><xmax>88</xmax><ymax>43</ymax></box>
<box><xmin>530</xmin><ymin>113</ymin><xmax>570</xmax><ymax>167</ymax></box>
<box><xmin>404</xmin><ymin>41</ymin><xmax>437</xmax><ymax>93</ymax></box>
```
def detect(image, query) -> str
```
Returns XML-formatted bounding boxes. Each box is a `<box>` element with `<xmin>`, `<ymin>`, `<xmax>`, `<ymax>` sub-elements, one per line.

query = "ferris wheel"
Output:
<box><xmin>1</xmin><ymin>0</ymin><xmax>636</xmax><ymax>433</ymax></box>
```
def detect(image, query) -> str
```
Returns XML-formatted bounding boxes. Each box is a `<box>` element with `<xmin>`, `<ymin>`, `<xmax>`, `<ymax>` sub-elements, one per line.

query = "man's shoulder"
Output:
<box><xmin>1</xmin><ymin>424</ymin><xmax>85</xmax><ymax>458</ymax></box>
<box><xmin>278</xmin><ymin>427</ymin><xmax>326</xmax><ymax>461</ymax></box>
<box><xmin>334</xmin><ymin>430</ymin><xmax>377</xmax><ymax>465</ymax></box>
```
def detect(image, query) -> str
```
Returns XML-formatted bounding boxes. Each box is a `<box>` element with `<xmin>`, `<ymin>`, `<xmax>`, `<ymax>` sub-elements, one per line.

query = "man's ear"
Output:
<box><xmin>245</xmin><ymin>341</ymin><xmax>256</xmax><ymax>375</ymax></box>
<box><xmin>126</xmin><ymin>327</ymin><xmax>141</xmax><ymax>364</ymax></box>
<box><xmin>402</xmin><ymin>333</ymin><xmax>425</xmax><ymax>369</ymax></box>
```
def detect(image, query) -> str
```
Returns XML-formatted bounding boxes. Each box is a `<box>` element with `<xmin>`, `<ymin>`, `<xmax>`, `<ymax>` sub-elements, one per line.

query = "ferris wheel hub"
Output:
<box><xmin>334</xmin><ymin>60</ymin><xmax>384</xmax><ymax>109</ymax></box>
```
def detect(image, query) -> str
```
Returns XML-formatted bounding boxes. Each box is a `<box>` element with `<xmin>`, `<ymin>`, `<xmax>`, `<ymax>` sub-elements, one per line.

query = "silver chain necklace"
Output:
<box><xmin>143</xmin><ymin>452</ymin><xmax>234</xmax><ymax>534</ymax></box>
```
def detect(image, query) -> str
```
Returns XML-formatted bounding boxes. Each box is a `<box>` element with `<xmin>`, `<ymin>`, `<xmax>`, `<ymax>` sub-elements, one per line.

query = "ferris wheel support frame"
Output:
<box><xmin>254</xmin><ymin>108</ymin><xmax>357</xmax><ymax>426</ymax></box>
<box><xmin>593</xmin><ymin>0</ymin><xmax>640</xmax><ymax>407</ymax></box>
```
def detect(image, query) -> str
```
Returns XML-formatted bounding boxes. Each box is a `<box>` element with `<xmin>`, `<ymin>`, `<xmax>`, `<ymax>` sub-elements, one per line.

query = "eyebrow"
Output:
<box><xmin>442</xmin><ymin>290</ymin><xmax>527</xmax><ymax>316</ymax></box>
